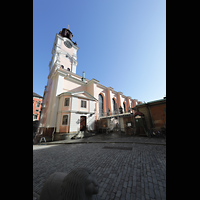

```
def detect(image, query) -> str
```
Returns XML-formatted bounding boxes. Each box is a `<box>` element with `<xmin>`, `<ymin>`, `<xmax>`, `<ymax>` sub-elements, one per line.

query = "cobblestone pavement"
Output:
<box><xmin>33</xmin><ymin>136</ymin><xmax>166</xmax><ymax>200</ymax></box>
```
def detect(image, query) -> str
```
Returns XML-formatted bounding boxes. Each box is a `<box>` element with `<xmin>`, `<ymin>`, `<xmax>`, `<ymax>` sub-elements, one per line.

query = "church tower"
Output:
<box><xmin>38</xmin><ymin>27</ymin><xmax>79</xmax><ymax>138</ymax></box>
<box><xmin>49</xmin><ymin>27</ymin><xmax>79</xmax><ymax>74</ymax></box>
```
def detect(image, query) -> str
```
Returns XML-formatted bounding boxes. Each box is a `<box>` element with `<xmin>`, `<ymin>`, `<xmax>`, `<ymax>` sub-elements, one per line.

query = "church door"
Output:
<box><xmin>80</xmin><ymin>116</ymin><xmax>86</xmax><ymax>131</ymax></box>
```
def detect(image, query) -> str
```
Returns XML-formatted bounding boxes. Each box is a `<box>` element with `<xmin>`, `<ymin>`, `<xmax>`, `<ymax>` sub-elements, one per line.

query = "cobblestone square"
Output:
<box><xmin>33</xmin><ymin>136</ymin><xmax>166</xmax><ymax>200</ymax></box>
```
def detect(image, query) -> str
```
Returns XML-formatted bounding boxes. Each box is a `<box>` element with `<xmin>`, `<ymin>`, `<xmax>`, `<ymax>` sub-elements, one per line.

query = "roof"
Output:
<box><xmin>134</xmin><ymin>98</ymin><xmax>166</xmax><ymax>108</ymax></box>
<box><xmin>58</xmin><ymin>91</ymin><xmax>97</xmax><ymax>101</ymax></box>
<box><xmin>33</xmin><ymin>92</ymin><xmax>43</xmax><ymax>98</ymax></box>
<box><xmin>134</xmin><ymin>111</ymin><xmax>145</xmax><ymax>117</ymax></box>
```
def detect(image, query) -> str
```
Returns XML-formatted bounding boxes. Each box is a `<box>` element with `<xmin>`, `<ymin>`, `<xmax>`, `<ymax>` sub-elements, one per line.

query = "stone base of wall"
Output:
<box><xmin>54</xmin><ymin>132</ymin><xmax>77</xmax><ymax>141</ymax></box>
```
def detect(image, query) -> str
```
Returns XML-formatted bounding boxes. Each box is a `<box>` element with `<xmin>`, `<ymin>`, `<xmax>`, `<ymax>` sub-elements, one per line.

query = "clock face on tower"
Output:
<box><xmin>64</xmin><ymin>40</ymin><xmax>72</xmax><ymax>48</ymax></box>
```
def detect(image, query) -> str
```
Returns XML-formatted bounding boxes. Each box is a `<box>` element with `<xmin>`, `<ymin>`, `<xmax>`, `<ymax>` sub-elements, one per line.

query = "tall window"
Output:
<box><xmin>81</xmin><ymin>100</ymin><xmax>87</xmax><ymax>108</ymax></box>
<box><xmin>112</xmin><ymin>98</ymin><xmax>116</xmax><ymax>114</ymax></box>
<box><xmin>64</xmin><ymin>98</ymin><xmax>70</xmax><ymax>106</ymax></box>
<box><xmin>123</xmin><ymin>102</ymin><xmax>126</xmax><ymax>113</ymax></box>
<box><xmin>62</xmin><ymin>115</ymin><xmax>68</xmax><ymax>125</ymax></box>
<box><xmin>36</xmin><ymin>101</ymin><xmax>41</xmax><ymax>108</ymax></box>
<box><xmin>99</xmin><ymin>94</ymin><xmax>104</xmax><ymax>117</ymax></box>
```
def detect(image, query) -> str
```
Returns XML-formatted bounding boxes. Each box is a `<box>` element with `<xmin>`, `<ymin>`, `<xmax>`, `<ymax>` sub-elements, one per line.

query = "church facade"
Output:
<box><xmin>38</xmin><ymin>28</ymin><xmax>142</xmax><ymax>139</ymax></box>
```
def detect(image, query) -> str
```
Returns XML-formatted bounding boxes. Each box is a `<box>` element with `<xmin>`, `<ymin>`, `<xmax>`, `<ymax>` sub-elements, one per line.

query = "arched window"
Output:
<box><xmin>123</xmin><ymin>102</ymin><xmax>126</xmax><ymax>113</ymax></box>
<box><xmin>67</xmin><ymin>68</ymin><xmax>70</xmax><ymax>71</ymax></box>
<box><xmin>112</xmin><ymin>98</ymin><xmax>116</xmax><ymax>114</ymax></box>
<box><xmin>99</xmin><ymin>94</ymin><xmax>104</xmax><ymax>117</ymax></box>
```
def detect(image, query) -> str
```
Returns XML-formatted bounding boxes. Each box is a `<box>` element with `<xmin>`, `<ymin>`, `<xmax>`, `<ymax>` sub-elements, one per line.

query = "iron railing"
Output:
<box><xmin>98</xmin><ymin>111</ymin><xmax>132</xmax><ymax>118</ymax></box>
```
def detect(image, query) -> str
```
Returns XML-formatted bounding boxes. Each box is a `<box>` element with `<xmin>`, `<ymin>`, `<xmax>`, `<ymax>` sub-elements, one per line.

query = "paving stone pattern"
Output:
<box><xmin>33</xmin><ymin>142</ymin><xmax>166</xmax><ymax>200</ymax></box>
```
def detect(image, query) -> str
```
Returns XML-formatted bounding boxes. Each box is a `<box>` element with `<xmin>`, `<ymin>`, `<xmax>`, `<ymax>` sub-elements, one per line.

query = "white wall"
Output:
<box><xmin>87</xmin><ymin>114</ymin><xmax>96</xmax><ymax>130</ymax></box>
<box><xmin>89</xmin><ymin>101</ymin><xmax>96</xmax><ymax>113</ymax></box>
<box><xmin>69</xmin><ymin>113</ymin><xmax>80</xmax><ymax>132</ymax></box>
<box><xmin>58</xmin><ymin>94</ymin><xmax>96</xmax><ymax>133</ymax></box>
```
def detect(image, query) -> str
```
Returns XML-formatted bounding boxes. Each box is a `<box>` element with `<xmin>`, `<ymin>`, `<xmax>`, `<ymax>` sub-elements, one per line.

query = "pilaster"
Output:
<box><xmin>117</xmin><ymin>92</ymin><xmax>123</xmax><ymax>109</ymax></box>
<box><xmin>107</xmin><ymin>87</ymin><xmax>112</xmax><ymax>113</ymax></box>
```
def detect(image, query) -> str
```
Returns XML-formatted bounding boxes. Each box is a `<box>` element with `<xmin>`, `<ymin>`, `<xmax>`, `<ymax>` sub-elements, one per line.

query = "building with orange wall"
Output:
<box><xmin>33</xmin><ymin>92</ymin><xmax>43</xmax><ymax>121</ymax></box>
<box><xmin>134</xmin><ymin>97</ymin><xmax>166</xmax><ymax>131</ymax></box>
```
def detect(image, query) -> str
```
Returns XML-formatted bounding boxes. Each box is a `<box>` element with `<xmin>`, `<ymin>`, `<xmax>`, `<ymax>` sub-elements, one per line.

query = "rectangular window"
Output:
<box><xmin>36</xmin><ymin>101</ymin><xmax>41</xmax><ymax>107</ymax></box>
<box><xmin>34</xmin><ymin>114</ymin><xmax>38</xmax><ymax>120</ymax></box>
<box><xmin>62</xmin><ymin>115</ymin><xmax>68</xmax><ymax>125</ymax></box>
<box><xmin>81</xmin><ymin>100</ymin><xmax>86</xmax><ymax>108</ymax></box>
<box><xmin>64</xmin><ymin>98</ymin><xmax>70</xmax><ymax>106</ymax></box>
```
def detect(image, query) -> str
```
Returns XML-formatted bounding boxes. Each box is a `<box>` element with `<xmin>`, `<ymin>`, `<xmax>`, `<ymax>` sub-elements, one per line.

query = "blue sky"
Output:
<box><xmin>33</xmin><ymin>0</ymin><xmax>166</xmax><ymax>102</ymax></box>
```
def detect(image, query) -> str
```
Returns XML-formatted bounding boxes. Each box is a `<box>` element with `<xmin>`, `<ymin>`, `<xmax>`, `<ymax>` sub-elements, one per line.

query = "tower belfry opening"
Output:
<box><xmin>58</xmin><ymin>27</ymin><xmax>77</xmax><ymax>45</ymax></box>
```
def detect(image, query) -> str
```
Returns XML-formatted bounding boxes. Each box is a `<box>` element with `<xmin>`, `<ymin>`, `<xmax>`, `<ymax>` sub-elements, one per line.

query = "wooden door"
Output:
<box><xmin>80</xmin><ymin>116</ymin><xmax>86</xmax><ymax>131</ymax></box>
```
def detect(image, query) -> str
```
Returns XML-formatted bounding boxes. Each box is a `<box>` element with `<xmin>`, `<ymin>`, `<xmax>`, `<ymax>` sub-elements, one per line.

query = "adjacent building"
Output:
<box><xmin>33</xmin><ymin>92</ymin><xmax>43</xmax><ymax>121</ymax></box>
<box><xmin>134</xmin><ymin>97</ymin><xmax>166</xmax><ymax>133</ymax></box>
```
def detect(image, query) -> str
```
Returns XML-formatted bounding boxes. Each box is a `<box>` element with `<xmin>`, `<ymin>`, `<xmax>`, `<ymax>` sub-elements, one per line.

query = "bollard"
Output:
<box><xmin>39</xmin><ymin>168</ymin><xmax>99</xmax><ymax>200</ymax></box>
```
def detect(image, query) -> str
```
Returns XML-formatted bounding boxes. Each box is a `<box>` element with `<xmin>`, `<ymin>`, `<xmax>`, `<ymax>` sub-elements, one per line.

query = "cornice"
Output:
<box><xmin>87</xmin><ymin>78</ymin><xmax>99</xmax><ymax>85</ymax></box>
<box><xmin>107</xmin><ymin>87</ymin><xmax>114</xmax><ymax>91</ymax></box>
<box><xmin>117</xmin><ymin>91</ymin><xmax>123</xmax><ymax>95</ymax></box>
<box><xmin>97</xmin><ymin>82</ymin><xmax>108</xmax><ymax>90</ymax></box>
<box><xmin>58</xmin><ymin>91</ymin><xmax>97</xmax><ymax>101</ymax></box>
<box><xmin>58</xmin><ymin>110</ymin><xmax>95</xmax><ymax>114</ymax></box>
<box><xmin>64</xmin><ymin>74</ymin><xmax>86</xmax><ymax>86</ymax></box>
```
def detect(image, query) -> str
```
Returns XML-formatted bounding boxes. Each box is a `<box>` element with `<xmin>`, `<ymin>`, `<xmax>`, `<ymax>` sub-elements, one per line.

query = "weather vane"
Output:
<box><xmin>68</xmin><ymin>25</ymin><xmax>70</xmax><ymax>29</ymax></box>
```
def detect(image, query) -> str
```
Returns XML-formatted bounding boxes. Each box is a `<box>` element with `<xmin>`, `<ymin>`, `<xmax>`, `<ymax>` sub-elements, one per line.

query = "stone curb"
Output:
<box><xmin>39</xmin><ymin>140</ymin><xmax>166</xmax><ymax>146</ymax></box>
